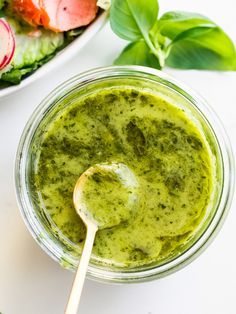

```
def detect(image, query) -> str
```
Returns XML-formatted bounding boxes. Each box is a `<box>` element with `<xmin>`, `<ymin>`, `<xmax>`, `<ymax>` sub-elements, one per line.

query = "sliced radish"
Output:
<box><xmin>0</xmin><ymin>20</ymin><xmax>11</xmax><ymax>69</ymax></box>
<box><xmin>0</xmin><ymin>19</ymin><xmax>15</xmax><ymax>70</ymax></box>
<box><xmin>7</xmin><ymin>26</ymin><xmax>16</xmax><ymax>65</ymax></box>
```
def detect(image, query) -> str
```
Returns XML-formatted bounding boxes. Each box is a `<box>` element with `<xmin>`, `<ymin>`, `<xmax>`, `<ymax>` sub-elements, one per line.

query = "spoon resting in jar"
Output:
<box><xmin>65</xmin><ymin>162</ymin><xmax>138</xmax><ymax>314</ymax></box>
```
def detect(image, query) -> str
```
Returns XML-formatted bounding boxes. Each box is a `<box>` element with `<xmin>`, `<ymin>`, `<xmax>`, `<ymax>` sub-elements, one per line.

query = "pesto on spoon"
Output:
<box><xmin>65</xmin><ymin>162</ymin><xmax>138</xmax><ymax>314</ymax></box>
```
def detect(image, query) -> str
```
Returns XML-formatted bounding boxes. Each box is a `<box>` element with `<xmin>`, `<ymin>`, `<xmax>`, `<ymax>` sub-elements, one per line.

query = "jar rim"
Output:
<box><xmin>15</xmin><ymin>66</ymin><xmax>235</xmax><ymax>283</ymax></box>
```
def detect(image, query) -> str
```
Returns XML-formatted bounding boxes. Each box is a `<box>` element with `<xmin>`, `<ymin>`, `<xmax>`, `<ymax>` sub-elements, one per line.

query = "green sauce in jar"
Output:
<box><xmin>33</xmin><ymin>87</ymin><xmax>212</xmax><ymax>268</ymax></box>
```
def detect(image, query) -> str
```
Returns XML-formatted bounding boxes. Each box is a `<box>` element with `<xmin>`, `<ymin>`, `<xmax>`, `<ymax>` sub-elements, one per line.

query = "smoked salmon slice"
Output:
<box><xmin>12</xmin><ymin>0</ymin><xmax>98</xmax><ymax>32</ymax></box>
<box><xmin>40</xmin><ymin>0</ymin><xmax>98</xmax><ymax>31</ymax></box>
<box><xmin>12</xmin><ymin>0</ymin><xmax>46</xmax><ymax>26</ymax></box>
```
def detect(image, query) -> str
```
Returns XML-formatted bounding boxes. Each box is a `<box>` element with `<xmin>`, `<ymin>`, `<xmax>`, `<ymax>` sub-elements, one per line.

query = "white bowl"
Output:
<box><xmin>0</xmin><ymin>11</ymin><xmax>108</xmax><ymax>98</ymax></box>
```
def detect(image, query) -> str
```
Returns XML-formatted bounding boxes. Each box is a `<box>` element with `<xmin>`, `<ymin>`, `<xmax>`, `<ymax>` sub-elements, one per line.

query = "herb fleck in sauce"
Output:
<box><xmin>34</xmin><ymin>88</ymin><xmax>212</xmax><ymax>268</ymax></box>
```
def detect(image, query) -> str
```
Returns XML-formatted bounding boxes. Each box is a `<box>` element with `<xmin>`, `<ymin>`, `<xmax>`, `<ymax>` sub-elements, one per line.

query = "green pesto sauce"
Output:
<box><xmin>33</xmin><ymin>88</ymin><xmax>212</xmax><ymax>268</ymax></box>
<box><xmin>79</xmin><ymin>163</ymin><xmax>138</xmax><ymax>229</ymax></box>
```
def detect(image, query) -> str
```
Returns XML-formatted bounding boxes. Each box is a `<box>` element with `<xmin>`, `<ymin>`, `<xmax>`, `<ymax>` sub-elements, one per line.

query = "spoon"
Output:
<box><xmin>65</xmin><ymin>162</ymin><xmax>138</xmax><ymax>314</ymax></box>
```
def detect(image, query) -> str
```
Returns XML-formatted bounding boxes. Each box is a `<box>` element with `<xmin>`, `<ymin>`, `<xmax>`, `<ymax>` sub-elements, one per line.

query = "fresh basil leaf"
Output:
<box><xmin>114</xmin><ymin>41</ymin><xmax>161</xmax><ymax>69</ymax></box>
<box><xmin>166</xmin><ymin>27</ymin><xmax>236</xmax><ymax>70</ymax></box>
<box><xmin>149</xmin><ymin>20</ymin><xmax>166</xmax><ymax>48</ymax></box>
<box><xmin>159</xmin><ymin>11</ymin><xmax>215</xmax><ymax>40</ymax></box>
<box><xmin>170</xmin><ymin>26</ymin><xmax>215</xmax><ymax>44</ymax></box>
<box><xmin>110</xmin><ymin>0</ymin><xmax>159</xmax><ymax>41</ymax></box>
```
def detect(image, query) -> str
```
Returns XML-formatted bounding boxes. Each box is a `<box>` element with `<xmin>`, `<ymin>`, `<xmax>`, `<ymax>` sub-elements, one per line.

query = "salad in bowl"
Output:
<box><xmin>0</xmin><ymin>0</ymin><xmax>109</xmax><ymax>92</ymax></box>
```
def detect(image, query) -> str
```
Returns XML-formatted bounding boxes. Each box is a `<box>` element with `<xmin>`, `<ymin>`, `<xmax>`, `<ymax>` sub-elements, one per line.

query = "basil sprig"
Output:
<box><xmin>110</xmin><ymin>1</ymin><xmax>236</xmax><ymax>71</ymax></box>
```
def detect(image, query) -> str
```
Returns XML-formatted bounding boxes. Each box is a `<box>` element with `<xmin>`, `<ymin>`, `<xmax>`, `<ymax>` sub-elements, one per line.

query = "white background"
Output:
<box><xmin>1</xmin><ymin>1</ymin><xmax>236</xmax><ymax>313</ymax></box>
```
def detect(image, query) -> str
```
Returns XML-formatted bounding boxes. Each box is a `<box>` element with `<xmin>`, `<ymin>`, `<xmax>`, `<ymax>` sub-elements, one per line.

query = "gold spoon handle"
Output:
<box><xmin>65</xmin><ymin>223</ymin><xmax>98</xmax><ymax>314</ymax></box>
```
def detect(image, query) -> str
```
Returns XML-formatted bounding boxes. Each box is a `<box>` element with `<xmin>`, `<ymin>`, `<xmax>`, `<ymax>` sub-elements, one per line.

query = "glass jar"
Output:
<box><xmin>15</xmin><ymin>66</ymin><xmax>234</xmax><ymax>283</ymax></box>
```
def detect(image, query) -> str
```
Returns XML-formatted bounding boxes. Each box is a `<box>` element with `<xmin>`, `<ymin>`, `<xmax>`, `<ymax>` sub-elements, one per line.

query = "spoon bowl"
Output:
<box><xmin>73</xmin><ymin>162</ymin><xmax>139</xmax><ymax>229</ymax></box>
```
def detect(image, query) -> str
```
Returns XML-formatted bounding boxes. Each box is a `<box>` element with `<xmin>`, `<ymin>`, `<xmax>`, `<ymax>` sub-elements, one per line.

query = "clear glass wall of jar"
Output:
<box><xmin>15</xmin><ymin>66</ymin><xmax>234</xmax><ymax>283</ymax></box>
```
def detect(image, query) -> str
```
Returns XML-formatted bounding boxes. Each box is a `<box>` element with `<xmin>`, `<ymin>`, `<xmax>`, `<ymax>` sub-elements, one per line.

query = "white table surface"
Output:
<box><xmin>1</xmin><ymin>1</ymin><xmax>236</xmax><ymax>313</ymax></box>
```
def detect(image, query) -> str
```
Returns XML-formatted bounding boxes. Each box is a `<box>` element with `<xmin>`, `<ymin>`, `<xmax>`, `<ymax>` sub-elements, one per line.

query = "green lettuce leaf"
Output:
<box><xmin>0</xmin><ymin>53</ymin><xmax>58</xmax><ymax>85</ymax></box>
<box><xmin>0</xmin><ymin>17</ymin><xmax>64</xmax><ymax>85</ymax></box>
